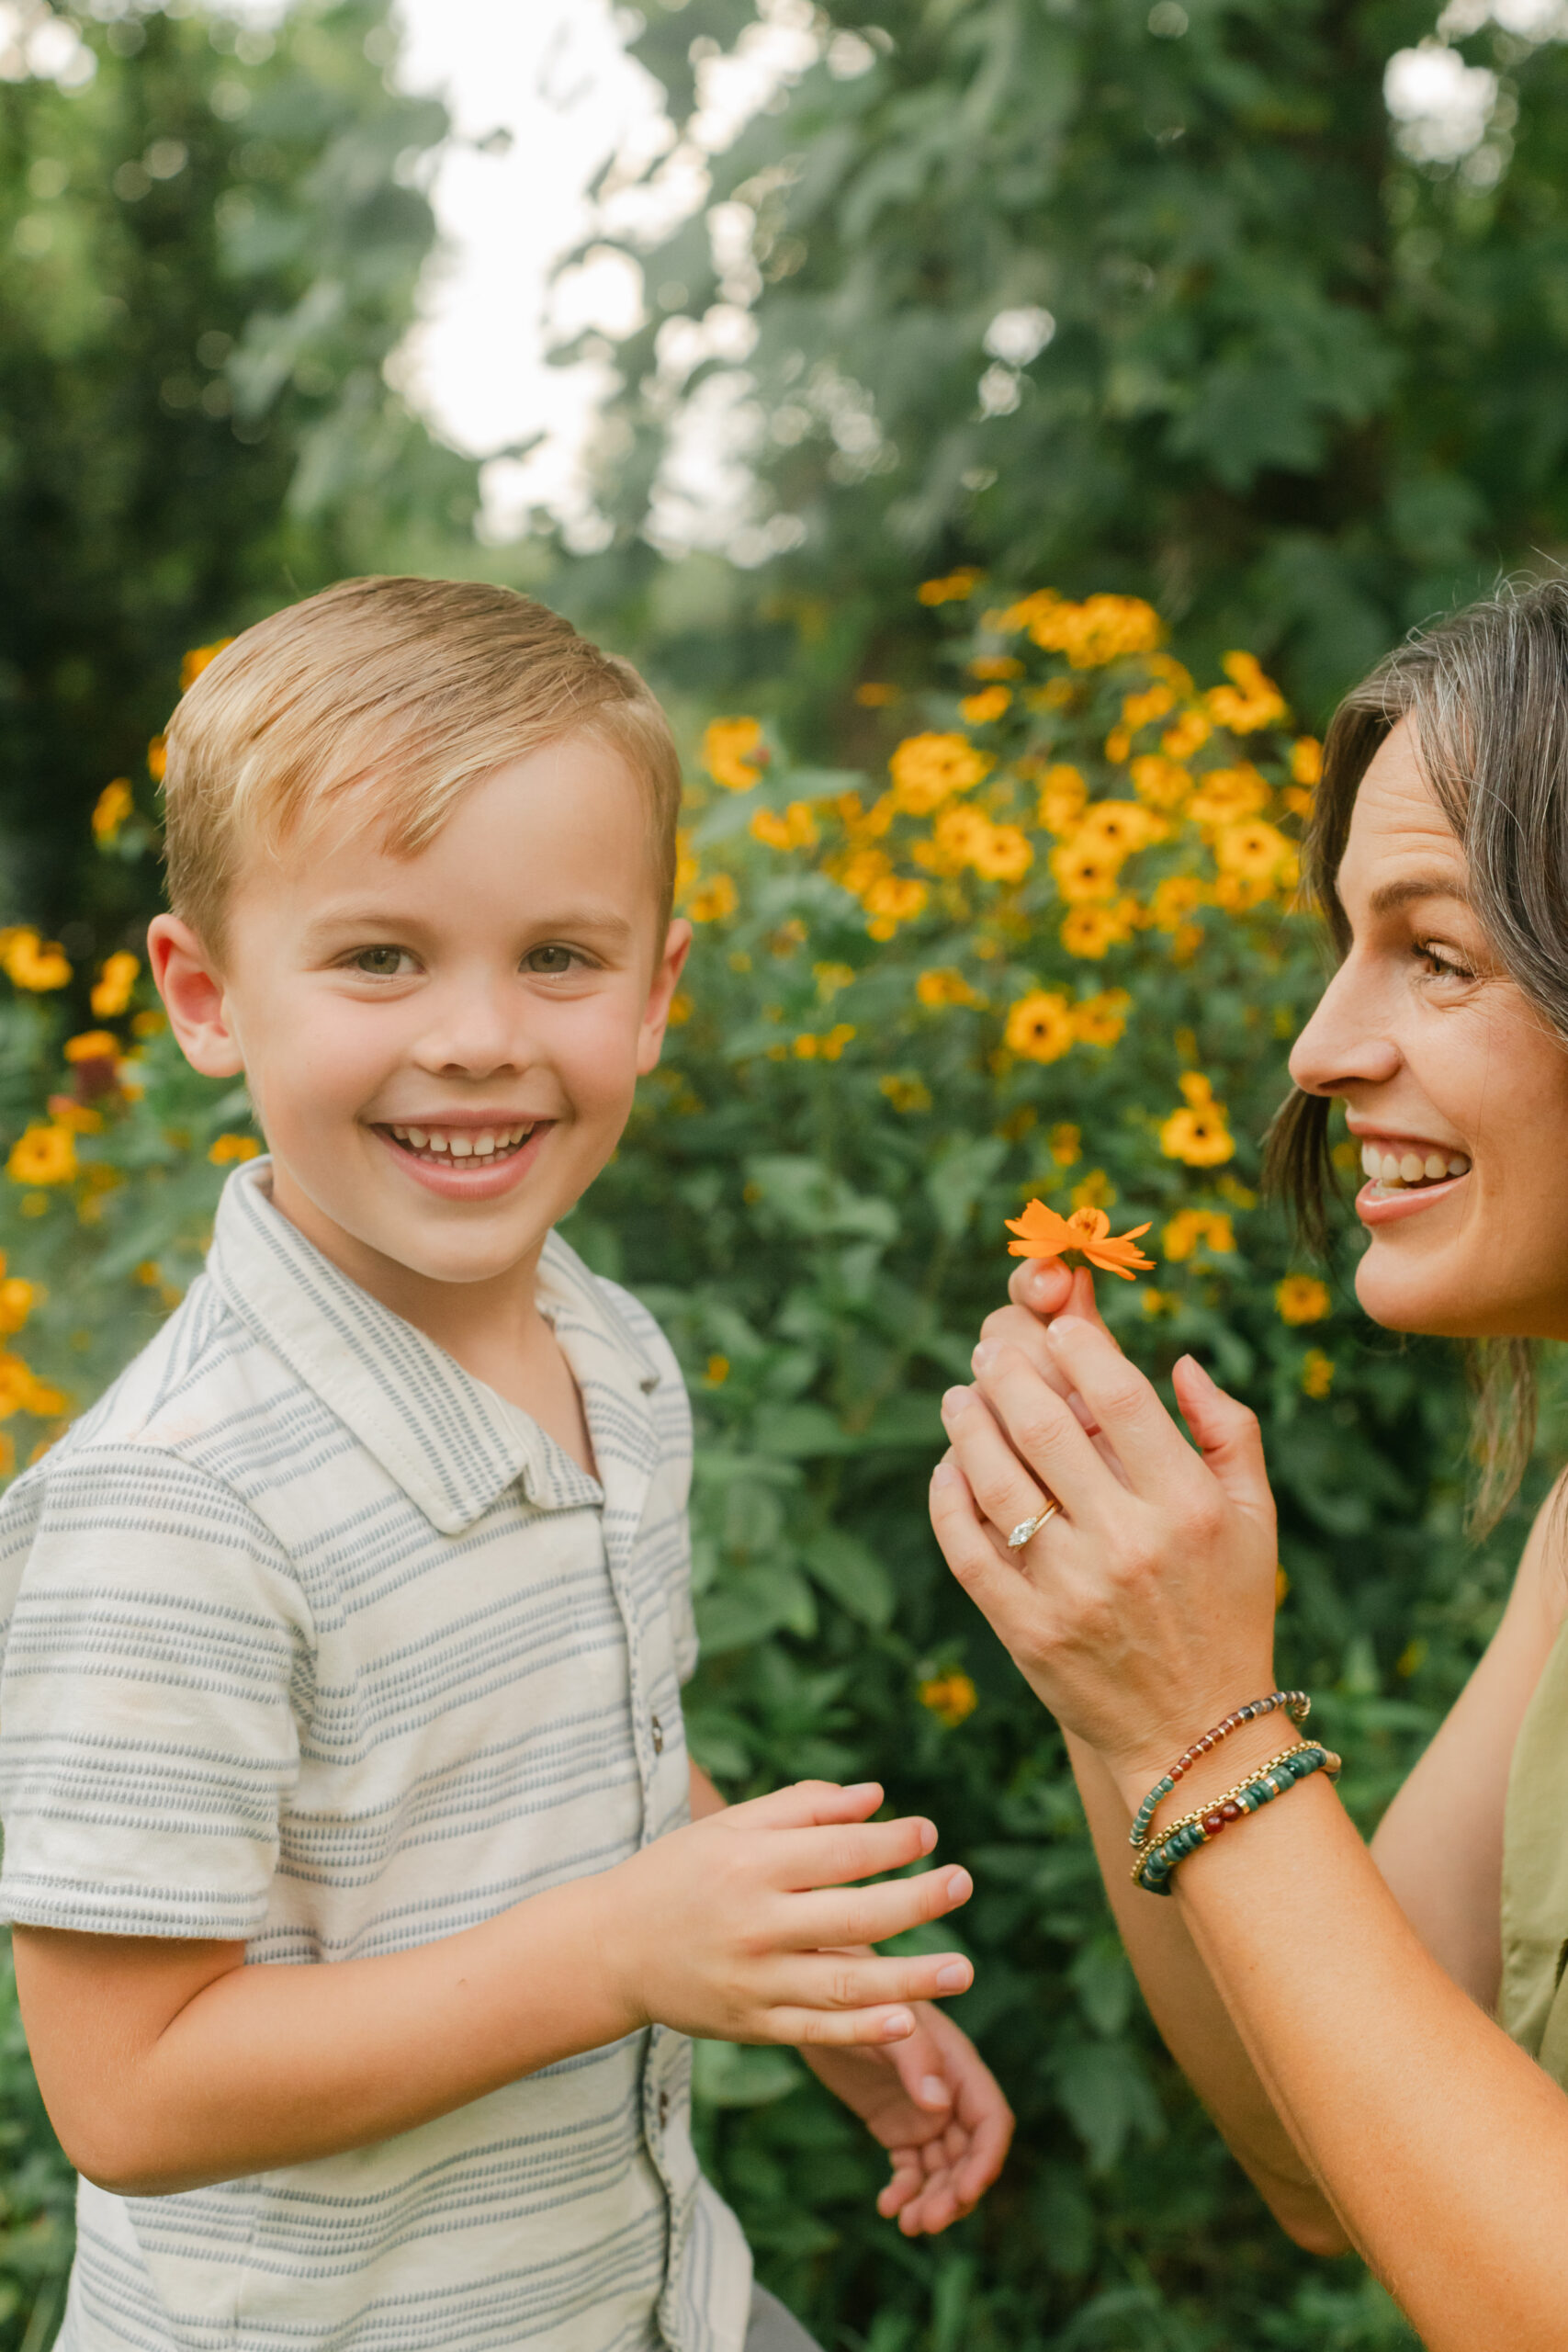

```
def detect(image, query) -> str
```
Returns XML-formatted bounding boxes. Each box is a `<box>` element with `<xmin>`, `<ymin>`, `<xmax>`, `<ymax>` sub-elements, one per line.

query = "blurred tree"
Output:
<box><xmin>0</xmin><ymin>0</ymin><xmax>481</xmax><ymax>937</ymax></box>
<box><xmin>561</xmin><ymin>0</ymin><xmax>1568</xmax><ymax>731</ymax></box>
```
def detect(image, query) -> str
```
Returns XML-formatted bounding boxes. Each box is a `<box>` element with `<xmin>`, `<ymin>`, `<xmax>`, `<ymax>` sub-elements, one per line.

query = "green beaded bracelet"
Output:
<box><xmin>1129</xmin><ymin>1689</ymin><xmax>1311</xmax><ymax>1852</ymax></box>
<box><xmin>1132</xmin><ymin>1741</ymin><xmax>1341</xmax><ymax>1896</ymax></box>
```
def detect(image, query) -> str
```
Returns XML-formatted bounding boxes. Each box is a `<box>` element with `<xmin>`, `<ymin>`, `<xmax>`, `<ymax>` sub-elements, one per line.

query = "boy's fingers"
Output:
<box><xmin>772</xmin><ymin>2005</ymin><xmax>919</xmax><ymax>2048</ymax></box>
<box><xmin>771</xmin><ymin>1813</ymin><xmax>939</xmax><ymax>1890</ymax></box>
<box><xmin>877</xmin><ymin>2150</ymin><xmax>926</xmax><ymax>2218</ymax></box>
<box><xmin>727</xmin><ymin>1780</ymin><xmax>884</xmax><ymax>1830</ymax></box>
<box><xmin>783</xmin><ymin>1949</ymin><xmax>974</xmax><ymax>2015</ymax></box>
<box><xmin>784</xmin><ymin>1865</ymin><xmax>971</xmax><ymax>1951</ymax></box>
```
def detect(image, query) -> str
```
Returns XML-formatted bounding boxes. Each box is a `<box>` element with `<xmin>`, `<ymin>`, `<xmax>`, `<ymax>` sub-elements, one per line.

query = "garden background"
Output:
<box><xmin>5</xmin><ymin>2</ymin><xmax>1568</xmax><ymax>2346</ymax></box>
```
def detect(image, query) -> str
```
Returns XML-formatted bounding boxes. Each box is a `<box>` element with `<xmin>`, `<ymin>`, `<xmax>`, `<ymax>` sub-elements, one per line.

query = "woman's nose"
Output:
<box><xmin>1288</xmin><ymin>956</ymin><xmax>1402</xmax><ymax>1096</ymax></box>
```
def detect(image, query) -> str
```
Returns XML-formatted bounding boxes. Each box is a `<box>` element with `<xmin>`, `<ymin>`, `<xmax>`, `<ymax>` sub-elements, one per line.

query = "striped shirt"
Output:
<box><xmin>0</xmin><ymin>1159</ymin><xmax>751</xmax><ymax>2352</ymax></box>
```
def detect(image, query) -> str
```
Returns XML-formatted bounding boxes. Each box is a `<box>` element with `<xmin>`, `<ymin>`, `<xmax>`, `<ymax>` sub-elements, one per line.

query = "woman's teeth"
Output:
<box><xmin>1359</xmin><ymin>1143</ymin><xmax>1471</xmax><ymax>1190</ymax></box>
<box><xmin>388</xmin><ymin>1123</ymin><xmax>534</xmax><ymax>1162</ymax></box>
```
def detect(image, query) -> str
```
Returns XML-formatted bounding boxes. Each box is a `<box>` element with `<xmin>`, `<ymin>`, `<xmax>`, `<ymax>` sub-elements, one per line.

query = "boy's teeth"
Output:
<box><xmin>1359</xmin><ymin>1142</ymin><xmax>1472</xmax><ymax>1189</ymax></box>
<box><xmin>387</xmin><ymin>1123</ymin><xmax>534</xmax><ymax>1159</ymax></box>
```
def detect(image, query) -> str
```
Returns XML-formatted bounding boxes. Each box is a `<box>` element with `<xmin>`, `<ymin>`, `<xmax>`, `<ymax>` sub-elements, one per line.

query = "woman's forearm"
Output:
<box><xmin>1161</xmin><ymin>1769</ymin><xmax>1568</xmax><ymax>2352</ymax></box>
<box><xmin>1066</xmin><ymin>1729</ymin><xmax>1349</xmax><ymax>2253</ymax></box>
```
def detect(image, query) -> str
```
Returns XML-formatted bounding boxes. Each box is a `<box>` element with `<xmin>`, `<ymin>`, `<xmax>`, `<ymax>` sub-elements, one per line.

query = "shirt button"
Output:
<box><xmin>658</xmin><ymin>2088</ymin><xmax>671</xmax><ymax>2130</ymax></box>
<box><xmin>650</xmin><ymin>1713</ymin><xmax>664</xmax><ymax>1754</ymax></box>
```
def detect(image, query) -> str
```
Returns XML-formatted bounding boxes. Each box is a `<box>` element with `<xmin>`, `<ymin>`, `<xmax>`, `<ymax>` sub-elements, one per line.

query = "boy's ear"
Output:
<box><xmin>636</xmin><ymin>918</ymin><xmax>693</xmax><ymax>1076</ymax></box>
<box><xmin>147</xmin><ymin>914</ymin><xmax>244</xmax><ymax>1079</ymax></box>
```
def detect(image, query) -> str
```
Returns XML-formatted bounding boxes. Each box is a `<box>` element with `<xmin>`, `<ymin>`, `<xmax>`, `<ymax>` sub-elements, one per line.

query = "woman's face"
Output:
<box><xmin>1290</xmin><ymin>718</ymin><xmax>1568</xmax><ymax>1340</ymax></box>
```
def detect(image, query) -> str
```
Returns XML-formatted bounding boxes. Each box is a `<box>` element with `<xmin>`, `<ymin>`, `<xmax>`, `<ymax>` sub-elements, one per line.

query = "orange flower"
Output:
<box><xmin>1004</xmin><ymin>1199</ymin><xmax>1154</xmax><ymax>1280</ymax></box>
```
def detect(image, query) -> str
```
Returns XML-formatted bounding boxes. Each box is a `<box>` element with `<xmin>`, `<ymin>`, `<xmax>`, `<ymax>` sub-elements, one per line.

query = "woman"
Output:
<box><xmin>930</xmin><ymin>577</ymin><xmax>1568</xmax><ymax>2350</ymax></box>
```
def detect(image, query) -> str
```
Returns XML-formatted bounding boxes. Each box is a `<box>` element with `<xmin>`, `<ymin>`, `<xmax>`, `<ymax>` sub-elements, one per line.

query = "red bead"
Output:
<box><xmin>1203</xmin><ymin>1813</ymin><xmax>1224</xmax><ymax>1835</ymax></box>
<box><xmin>1220</xmin><ymin>1803</ymin><xmax>1241</xmax><ymax>1821</ymax></box>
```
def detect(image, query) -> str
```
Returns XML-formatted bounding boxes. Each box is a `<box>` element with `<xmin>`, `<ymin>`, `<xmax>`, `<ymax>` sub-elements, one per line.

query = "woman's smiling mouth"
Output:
<box><xmin>1355</xmin><ymin>1135</ymin><xmax>1472</xmax><ymax>1225</ymax></box>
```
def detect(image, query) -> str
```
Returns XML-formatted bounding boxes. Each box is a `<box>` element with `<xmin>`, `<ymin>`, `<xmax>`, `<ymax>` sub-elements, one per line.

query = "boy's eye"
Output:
<box><xmin>525</xmin><ymin>944</ymin><xmax>581</xmax><ymax>975</ymax></box>
<box><xmin>352</xmin><ymin>946</ymin><xmax>413</xmax><ymax>977</ymax></box>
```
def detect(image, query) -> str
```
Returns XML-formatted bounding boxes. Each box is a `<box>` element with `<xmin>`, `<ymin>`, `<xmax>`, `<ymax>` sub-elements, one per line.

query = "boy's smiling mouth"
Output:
<box><xmin>384</xmin><ymin>1120</ymin><xmax>538</xmax><ymax>1164</ymax></box>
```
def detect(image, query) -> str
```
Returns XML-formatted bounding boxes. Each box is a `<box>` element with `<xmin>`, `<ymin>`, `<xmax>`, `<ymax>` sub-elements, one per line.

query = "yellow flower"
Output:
<box><xmin>130</xmin><ymin>1008</ymin><xmax>164</xmax><ymax>1039</ymax></box>
<box><xmin>836</xmin><ymin>845</ymin><xmax>893</xmax><ymax>898</ymax></box>
<box><xmin>968</xmin><ymin>822</ymin><xmax>1032</xmax><ymax>883</ymax></box>
<box><xmin>6</xmin><ymin>1124</ymin><xmax>76</xmax><ymax>1185</ymax></box>
<box><xmin>180</xmin><ymin>639</ymin><xmax>234</xmax><ymax>692</ymax></box>
<box><xmin>1215</xmin><ymin>820</ymin><xmax>1293</xmax><ymax>881</ymax></box>
<box><xmin>1067</xmin><ymin>1169</ymin><xmax>1119</xmax><ymax>1216</ymax></box>
<box><xmin>1282</xmin><ymin>785</ymin><xmax>1315</xmax><ymax>822</ymax></box>
<box><xmin>1120</xmin><ymin>682</ymin><xmax>1177</xmax><ymax>734</ymax></box>
<box><xmin>1077</xmin><ymin>799</ymin><xmax>1164</xmax><ymax>858</ymax></box>
<box><xmin>1035</xmin><ymin>763</ymin><xmax>1089</xmax><ymax>834</ymax></box>
<box><xmin>1159</xmin><ymin>1074</ymin><xmax>1235</xmax><ymax>1168</ymax></box>
<box><xmin>1103</xmin><ymin>726</ymin><xmax>1132</xmax><ymax>764</ymax></box>
<box><xmin>968</xmin><ymin>654</ymin><xmax>1023</xmax><ymax>680</ymax></box>
<box><xmin>147</xmin><ymin>733</ymin><xmax>167</xmax><ymax>782</ymax></box>
<box><xmin>879</xmin><ymin>1073</ymin><xmax>932</xmax><ymax>1114</ymax></box>
<box><xmin>916</xmin><ymin>966</ymin><xmax>985</xmax><ymax>1010</ymax></box>
<box><xmin>1130</xmin><ymin>754</ymin><xmax>1191</xmax><ymax>811</ymax></box>
<box><xmin>959</xmin><ymin>684</ymin><xmax>1011</xmax><ymax>724</ymax></box>
<box><xmin>853</xmin><ymin>681</ymin><xmax>899</xmax><ymax>706</ymax></box>
<box><xmin>889</xmin><ymin>732</ymin><xmax>991</xmax><ymax>814</ymax></box>
<box><xmin>90</xmin><ymin>950</ymin><xmax>140</xmax><ymax>1019</ymax></box>
<box><xmin>863</xmin><ymin>874</ymin><xmax>928</xmax><ymax>926</ymax></box>
<box><xmin>917</xmin><ymin>569</ymin><xmax>983</xmax><ymax>605</ymax></box>
<box><xmin>1073</xmin><ymin>989</ymin><xmax>1132</xmax><ymax>1046</ymax></box>
<box><xmin>1005</xmin><ymin>989</ymin><xmax>1075</xmax><ymax>1064</ymax></box>
<box><xmin>1205</xmin><ymin>650</ymin><xmax>1288</xmax><ymax>735</ymax></box>
<box><xmin>1162</xmin><ymin>1208</ymin><xmax>1235</xmax><ymax>1261</ymax></box>
<box><xmin>1050</xmin><ymin>837</ymin><xmax>1123</xmax><ymax>902</ymax></box>
<box><xmin>750</xmin><ymin>801</ymin><xmax>818</xmax><ymax>851</ymax></box>
<box><xmin>64</xmin><ymin>1031</ymin><xmax>118</xmax><ymax>1065</ymax></box>
<box><xmin>918</xmin><ymin>1670</ymin><xmax>977</xmax><ymax>1726</ymax></box>
<box><xmin>0</xmin><ymin>1276</ymin><xmax>36</xmax><ymax>1336</ymax></box>
<box><xmin>209</xmin><ymin>1134</ymin><xmax>262</xmax><ymax>1166</ymax></box>
<box><xmin>1141</xmin><ymin>1287</ymin><xmax>1179</xmax><ymax>1317</ymax></box>
<box><xmin>1022</xmin><ymin>593</ymin><xmax>1163</xmax><ymax>668</ymax></box>
<box><xmin>703</xmin><ymin>717</ymin><xmax>767</xmax><ymax>791</ymax></box>
<box><xmin>1147</xmin><ymin>875</ymin><xmax>1205</xmax><ymax>932</ymax></box>
<box><xmin>686</xmin><ymin>874</ymin><xmax>739</xmax><ymax>923</ymax></box>
<box><xmin>1276</xmin><ymin>1273</ymin><xmax>1331</xmax><ymax>1326</ymax></box>
<box><xmin>1061</xmin><ymin>903</ymin><xmax>1134</xmax><ymax>959</ymax></box>
<box><xmin>814</xmin><ymin>961</ymin><xmax>855</xmax><ymax>999</ymax></box>
<box><xmin>1301</xmin><ymin>1348</ymin><xmax>1335</xmax><ymax>1399</ymax></box>
<box><xmin>92</xmin><ymin>778</ymin><xmax>135</xmax><ymax>843</ymax></box>
<box><xmin>1187</xmin><ymin>765</ymin><xmax>1270</xmax><ymax>827</ymax></box>
<box><xmin>930</xmin><ymin>802</ymin><xmax>995</xmax><ymax>871</ymax></box>
<box><xmin>2</xmin><ymin>931</ymin><xmax>71</xmax><ymax>991</ymax></box>
<box><xmin>1048</xmin><ymin>1122</ymin><xmax>1081</xmax><ymax>1167</ymax></box>
<box><xmin>706</xmin><ymin>1354</ymin><xmax>730</xmax><ymax>1385</ymax></box>
<box><xmin>1291</xmin><ymin>736</ymin><xmax>1323</xmax><ymax>786</ymax></box>
<box><xmin>668</xmin><ymin>991</ymin><xmax>694</xmax><ymax>1026</ymax></box>
<box><xmin>1160</xmin><ymin>707</ymin><xmax>1213</xmax><ymax>760</ymax></box>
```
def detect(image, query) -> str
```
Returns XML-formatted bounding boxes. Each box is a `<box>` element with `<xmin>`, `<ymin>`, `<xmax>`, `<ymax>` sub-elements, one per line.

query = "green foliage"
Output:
<box><xmin>0</xmin><ymin>597</ymin><xmax>1529</xmax><ymax>2346</ymax></box>
<box><xmin>568</xmin><ymin>0</ymin><xmax>1568</xmax><ymax>730</ymax></box>
<box><xmin>0</xmin><ymin>0</ymin><xmax>481</xmax><ymax>933</ymax></box>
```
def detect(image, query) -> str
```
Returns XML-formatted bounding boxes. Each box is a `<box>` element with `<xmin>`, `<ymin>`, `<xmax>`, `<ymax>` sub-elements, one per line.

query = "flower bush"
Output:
<box><xmin>1</xmin><ymin>589</ymin><xmax>1535</xmax><ymax>2351</ymax></box>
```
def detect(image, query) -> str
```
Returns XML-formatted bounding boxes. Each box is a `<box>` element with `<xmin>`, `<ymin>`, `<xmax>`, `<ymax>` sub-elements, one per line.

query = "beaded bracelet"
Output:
<box><xmin>1132</xmin><ymin>1741</ymin><xmax>1341</xmax><ymax>1896</ymax></box>
<box><xmin>1128</xmin><ymin>1689</ymin><xmax>1312</xmax><ymax>1852</ymax></box>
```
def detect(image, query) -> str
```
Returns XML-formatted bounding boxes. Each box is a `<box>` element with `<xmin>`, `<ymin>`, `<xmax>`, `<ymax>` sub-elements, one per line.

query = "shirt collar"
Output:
<box><xmin>205</xmin><ymin>1160</ymin><xmax>654</xmax><ymax>1535</ymax></box>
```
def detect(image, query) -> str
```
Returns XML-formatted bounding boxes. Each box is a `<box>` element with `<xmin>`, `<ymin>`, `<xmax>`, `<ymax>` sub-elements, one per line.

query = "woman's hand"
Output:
<box><xmin>930</xmin><ymin>1301</ymin><xmax>1280</xmax><ymax>1795</ymax></box>
<box><xmin>802</xmin><ymin>2001</ymin><xmax>1013</xmax><ymax>2235</ymax></box>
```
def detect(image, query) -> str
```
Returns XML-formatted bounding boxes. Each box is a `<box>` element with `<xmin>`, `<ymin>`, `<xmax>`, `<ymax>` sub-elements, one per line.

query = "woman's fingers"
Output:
<box><xmin>1173</xmin><ymin>1353</ymin><xmax>1275</xmax><ymax>1517</ymax></box>
<box><xmin>987</xmin><ymin>1316</ymin><xmax>1203</xmax><ymax>1506</ymax></box>
<box><xmin>942</xmin><ymin>1353</ymin><xmax>1113</xmax><ymax>1523</ymax></box>
<box><xmin>930</xmin><ymin>1459</ymin><xmax>1058</xmax><ymax>1665</ymax></box>
<box><xmin>1008</xmin><ymin>1258</ymin><xmax>1103</xmax><ymax>1327</ymax></box>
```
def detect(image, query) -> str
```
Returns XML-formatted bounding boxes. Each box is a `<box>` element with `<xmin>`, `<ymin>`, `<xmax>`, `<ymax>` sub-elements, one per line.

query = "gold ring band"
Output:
<box><xmin>1007</xmin><ymin>1498</ymin><xmax>1061</xmax><ymax>1549</ymax></box>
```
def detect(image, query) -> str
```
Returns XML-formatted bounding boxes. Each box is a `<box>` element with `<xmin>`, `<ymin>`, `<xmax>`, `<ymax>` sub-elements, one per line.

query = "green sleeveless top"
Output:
<box><xmin>1500</xmin><ymin>1608</ymin><xmax>1568</xmax><ymax>2079</ymax></box>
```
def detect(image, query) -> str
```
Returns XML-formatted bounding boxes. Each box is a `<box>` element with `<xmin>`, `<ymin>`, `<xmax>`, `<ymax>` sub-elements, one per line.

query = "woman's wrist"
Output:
<box><xmin>1105</xmin><ymin>1703</ymin><xmax>1305</xmax><ymax>1825</ymax></box>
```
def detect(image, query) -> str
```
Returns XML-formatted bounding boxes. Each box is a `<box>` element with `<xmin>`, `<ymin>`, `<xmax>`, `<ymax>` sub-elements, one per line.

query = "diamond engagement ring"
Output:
<box><xmin>1007</xmin><ymin>1498</ymin><xmax>1061</xmax><ymax>1549</ymax></box>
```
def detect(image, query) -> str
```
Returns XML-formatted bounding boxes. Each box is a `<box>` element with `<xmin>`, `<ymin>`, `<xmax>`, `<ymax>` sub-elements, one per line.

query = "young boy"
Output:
<box><xmin>0</xmin><ymin>579</ymin><xmax>1010</xmax><ymax>2352</ymax></box>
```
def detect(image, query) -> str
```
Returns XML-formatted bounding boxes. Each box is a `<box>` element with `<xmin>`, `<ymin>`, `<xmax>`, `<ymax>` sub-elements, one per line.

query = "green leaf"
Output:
<box><xmin>801</xmin><ymin>1529</ymin><xmax>896</xmax><ymax>1627</ymax></box>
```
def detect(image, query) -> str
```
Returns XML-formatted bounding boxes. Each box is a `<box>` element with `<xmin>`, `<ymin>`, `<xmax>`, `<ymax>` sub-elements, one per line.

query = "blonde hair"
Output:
<box><xmin>162</xmin><ymin>575</ymin><xmax>682</xmax><ymax>952</ymax></box>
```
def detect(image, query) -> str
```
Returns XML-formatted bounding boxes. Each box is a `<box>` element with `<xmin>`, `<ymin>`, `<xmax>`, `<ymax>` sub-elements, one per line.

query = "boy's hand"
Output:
<box><xmin>598</xmin><ymin>1781</ymin><xmax>974</xmax><ymax>2048</ymax></box>
<box><xmin>802</xmin><ymin>2001</ymin><xmax>1013</xmax><ymax>2234</ymax></box>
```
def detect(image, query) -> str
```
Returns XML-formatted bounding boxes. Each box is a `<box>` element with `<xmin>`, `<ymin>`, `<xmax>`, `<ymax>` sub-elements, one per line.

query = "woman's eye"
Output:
<box><xmin>352</xmin><ymin>946</ymin><xmax>412</xmax><ymax>978</ymax></box>
<box><xmin>1414</xmin><ymin>940</ymin><xmax>1474</xmax><ymax>983</ymax></box>
<box><xmin>525</xmin><ymin>944</ymin><xmax>580</xmax><ymax>975</ymax></box>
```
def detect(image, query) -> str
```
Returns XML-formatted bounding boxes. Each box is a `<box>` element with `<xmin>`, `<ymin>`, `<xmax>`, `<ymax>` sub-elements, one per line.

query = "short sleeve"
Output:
<box><xmin>597</xmin><ymin>1279</ymin><xmax>700</xmax><ymax>1686</ymax></box>
<box><xmin>0</xmin><ymin>1442</ymin><xmax>310</xmax><ymax>1940</ymax></box>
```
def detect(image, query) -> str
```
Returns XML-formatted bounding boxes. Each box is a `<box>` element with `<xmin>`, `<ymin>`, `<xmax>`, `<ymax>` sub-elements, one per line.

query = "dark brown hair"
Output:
<box><xmin>1265</xmin><ymin>574</ymin><xmax>1568</xmax><ymax>1529</ymax></box>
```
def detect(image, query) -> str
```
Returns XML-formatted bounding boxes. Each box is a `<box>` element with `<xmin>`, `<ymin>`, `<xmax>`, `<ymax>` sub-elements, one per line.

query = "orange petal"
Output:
<box><xmin>1004</xmin><ymin>1199</ymin><xmax>1077</xmax><ymax>1257</ymax></box>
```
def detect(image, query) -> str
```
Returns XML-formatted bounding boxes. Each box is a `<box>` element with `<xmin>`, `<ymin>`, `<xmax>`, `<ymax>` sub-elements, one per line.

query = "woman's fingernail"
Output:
<box><xmin>1047</xmin><ymin>1316</ymin><xmax>1089</xmax><ymax>1344</ymax></box>
<box><xmin>1179</xmin><ymin>1351</ymin><xmax>1218</xmax><ymax>1390</ymax></box>
<box><xmin>919</xmin><ymin>2075</ymin><xmax>951</xmax><ymax>2107</ymax></box>
<box><xmin>935</xmin><ymin>1962</ymin><xmax>971</xmax><ymax>1992</ymax></box>
<box><xmin>931</xmin><ymin>1462</ymin><xmax>960</xmax><ymax>1488</ymax></box>
<box><xmin>945</xmin><ymin>1868</ymin><xmax>972</xmax><ymax>1903</ymax></box>
<box><xmin>971</xmin><ymin>1339</ymin><xmax>998</xmax><ymax>1372</ymax></box>
<box><xmin>941</xmin><ymin>1385</ymin><xmax>973</xmax><ymax>1418</ymax></box>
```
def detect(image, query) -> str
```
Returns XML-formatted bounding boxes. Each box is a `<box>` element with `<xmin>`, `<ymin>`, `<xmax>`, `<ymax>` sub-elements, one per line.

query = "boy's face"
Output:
<box><xmin>150</xmin><ymin>735</ymin><xmax>688</xmax><ymax>1293</ymax></box>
